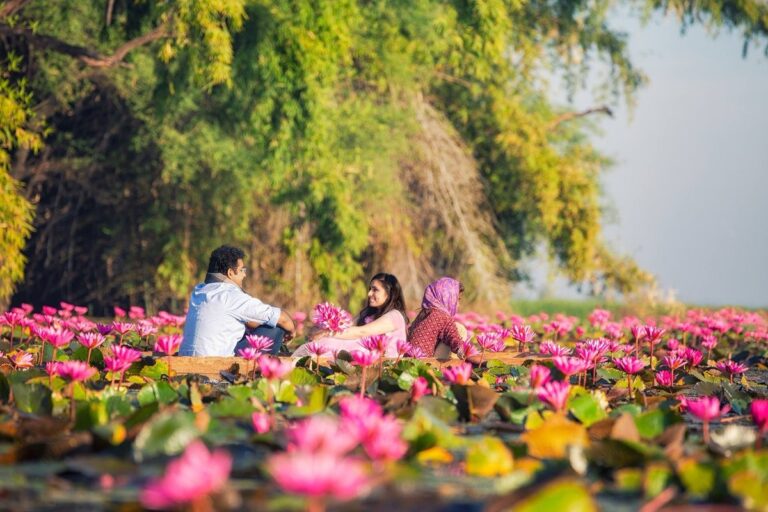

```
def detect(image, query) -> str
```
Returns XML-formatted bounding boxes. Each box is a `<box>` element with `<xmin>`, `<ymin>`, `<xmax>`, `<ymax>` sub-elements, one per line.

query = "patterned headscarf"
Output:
<box><xmin>421</xmin><ymin>277</ymin><xmax>461</xmax><ymax>317</ymax></box>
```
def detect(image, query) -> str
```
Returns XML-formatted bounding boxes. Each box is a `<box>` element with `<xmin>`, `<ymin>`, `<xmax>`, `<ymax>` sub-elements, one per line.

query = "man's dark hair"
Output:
<box><xmin>207</xmin><ymin>245</ymin><xmax>245</xmax><ymax>274</ymax></box>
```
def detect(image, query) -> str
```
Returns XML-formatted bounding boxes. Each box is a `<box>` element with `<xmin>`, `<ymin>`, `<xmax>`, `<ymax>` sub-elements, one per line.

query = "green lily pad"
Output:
<box><xmin>569</xmin><ymin>392</ymin><xmax>608</xmax><ymax>427</ymax></box>
<box><xmin>133</xmin><ymin>410</ymin><xmax>200</xmax><ymax>461</ymax></box>
<box><xmin>514</xmin><ymin>479</ymin><xmax>597</xmax><ymax>512</ymax></box>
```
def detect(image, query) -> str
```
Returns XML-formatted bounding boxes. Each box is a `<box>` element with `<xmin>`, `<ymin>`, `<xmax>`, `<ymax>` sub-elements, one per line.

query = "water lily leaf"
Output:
<box><xmin>139</xmin><ymin>360</ymin><xmax>170</xmax><ymax>380</ymax></box>
<box><xmin>465</xmin><ymin>436</ymin><xmax>514</xmax><ymax>477</ymax></box>
<box><xmin>418</xmin><ymin>396</ymin><xmax>458</xmax><ymax>424</ymax></box>
<box><xmin>729</xmin><ymin>471</ymin><xmax>768</xmax><ymax>511</ymax></box>
<box><xmin>403</xmin><ymin>405</ymin><xmax>462</xmax><ymax>451</ymax></box>
<box><xmin>137</xmin><ymin>381</ymin><xmax>178</xmax><ymax>407</ymax></box>
<box><xmin>416</xmin><ymin>445</ymin><xmax>453</xmax><ymax>465</ymax></box>
<box><xmin>569</xmin><ymin>392</ymin><xmax>608</xmax><ymax>427</ymax></box>
<box><xmin>633</xmin><ymin>409</ymin><xmax>680</xmax><ymax>439</ymax></box>
<box><xmin>11</xmin><ymin>383</ymin><xmax>52</xmax><ymax>416</ymax></box>
<box><xmin>452</xmin><ymin>384</ymin><xmax>498</xmax><ymax>422</ymax></box>
<box><xmin>614</xmin><ymin>468</ymin><xmax>643</xmax><ymax>491</ymax></box>
<box><xmin>227</xmin><ymin>384</ymin><xmax>255</xmax><ymax>402</ymax></box>
<box><xmin>397</xmin><ymin>371</ymin><xmax>416</xmax><ymax>391</ymax></box>
<box><xmin>611</xmin><ymin>404</ymin><xmax>642</xmax><ymax>418</ymax></box>
<box><xmin>133</xmin><ymin>410</ymin><xmax>200</xmax><ymax>461</ymax></box>
<box><xmin>690</xmin><ymin>370</ymin><xmax>723</xmax><ymax>384</ymax></box>
<box><xmin>586</xmin><ymin>439</ymin><xmax>647</xmax><ymax>467</ymax></box>
<box><xmin>289</xmin><ymin>367</ymin><xmax>320</xmax><ymax>386</ymax></box>
<box><xmin>678</xmin><ymin>459</ymin><xmax>717</xmax><ymax>498</ymax></box>
<box><xmin>721</xmin><ymin>382</ymin><xmax>750</xmax><ymax>414</ymax></box>
<box><xmin>610</xmin><ymin>413</ymin><xmax>640</xmax><ymax>443</ymax></box>
<box><xmin>644</xmin><ymin>463</ymin><xmax>673</xmax><ymax>498</ymax></box>
<box><xmin>514</xmin><ymin>479</ymin><xmax>597</xmax><ymax>512</ymax></box>
<box><xmin>284</xmin><ymin>385</ymin><xmax>328</xmax><ymax>418</ymax></box>
<box><xmin>521</xmin><ymin>414</ymin><xmax>588</xmax><ymax>459</ymax></box>
<box><xmin>598</xmin><ymin>367</ymin><xmax>624</xmax><ymax>382</ymax></box>
<box><xmin>208</xmin><ymin>397</ymin><xmax>255</xmax><ymax>418</ymax></box>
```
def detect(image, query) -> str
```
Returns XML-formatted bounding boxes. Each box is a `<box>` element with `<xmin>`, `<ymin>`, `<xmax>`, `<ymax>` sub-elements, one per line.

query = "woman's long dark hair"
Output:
<box><xmin>356</xmin><ymin>273</ymin><xmax>408</xmax><ymax>326</ymax></box>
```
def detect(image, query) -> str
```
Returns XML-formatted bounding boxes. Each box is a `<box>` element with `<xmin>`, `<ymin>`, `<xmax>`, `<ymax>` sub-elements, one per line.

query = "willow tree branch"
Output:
<box><xmin>0</xmin><ymin>22</ymin><xmax>168</xmax><ymax>67</ymax></box>
<box><xmin>0</xmin><ymin>0</ymin><xmax>33</xmax><ymax>19</ymax></box>
<box><xmin>548</xmin><ymin>106</ymin><xmax>613</xmax><ymax>130</ymax></box>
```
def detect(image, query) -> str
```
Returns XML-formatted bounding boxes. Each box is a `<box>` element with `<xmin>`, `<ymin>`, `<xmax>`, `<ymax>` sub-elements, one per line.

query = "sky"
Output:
<box><xmin>532</xmin><ymin>10</ymin><xmax>768</xmax><ymax>308</ymax></box>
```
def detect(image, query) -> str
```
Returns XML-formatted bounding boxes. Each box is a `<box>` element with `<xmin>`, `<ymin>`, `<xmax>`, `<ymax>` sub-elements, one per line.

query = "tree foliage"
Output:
<box><xmin>1</xmin><ymin>0</ymin><xmax>766</xmax><ymax>310</ymax></box>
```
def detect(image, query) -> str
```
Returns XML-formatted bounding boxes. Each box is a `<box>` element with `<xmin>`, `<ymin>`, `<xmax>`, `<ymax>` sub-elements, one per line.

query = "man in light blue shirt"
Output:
<box><xmin>180</xmin><ymin>245</ymin><xmax>296</xmax><ymax>356</ymax></box>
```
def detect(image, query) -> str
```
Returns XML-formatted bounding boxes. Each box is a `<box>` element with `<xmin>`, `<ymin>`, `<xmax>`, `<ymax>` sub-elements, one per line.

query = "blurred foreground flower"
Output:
<box><xmin>311</xmin><ymin>303</ymin><xmax>353</xmax><ymax>334</ymax></box>
<box><xmin>443</xmin><ymin>362</ymin><xmax>472</xmax><ymax>385</ymax></box>
<box><xmin>141</xmin><ymin>440</ymin><xmax>232</xmax><ymax>510</ymax></box>
<box><xmin>537</xmin><ymin>380</ymin><xmax>570</xmax><ymax>413</ymax></box>
<box><xmin>682</xmin><ymin>396</ymin><xmax>730</xmax><ymax>444</ymax></box>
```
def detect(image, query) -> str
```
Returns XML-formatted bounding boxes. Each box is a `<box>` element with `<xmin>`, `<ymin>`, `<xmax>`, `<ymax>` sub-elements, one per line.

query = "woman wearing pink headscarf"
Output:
<box><xmin>408</xmin><ymin>277</ymin><xmax>467</xmax><ymax>357</ymax></box>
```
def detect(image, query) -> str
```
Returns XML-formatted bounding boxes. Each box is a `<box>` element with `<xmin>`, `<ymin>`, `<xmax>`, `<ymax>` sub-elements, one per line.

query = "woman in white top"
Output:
<box><xmin>293</xmin><ymin>273</ymin><xmax>408</xmax><ymax>358</ymax></box>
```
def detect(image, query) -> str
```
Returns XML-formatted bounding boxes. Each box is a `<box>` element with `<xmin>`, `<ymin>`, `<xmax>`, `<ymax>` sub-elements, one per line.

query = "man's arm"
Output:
<box><xmin>276</xmin><ymin>310</ymin><xmax>296</xmax><ymax>340</ymax></box>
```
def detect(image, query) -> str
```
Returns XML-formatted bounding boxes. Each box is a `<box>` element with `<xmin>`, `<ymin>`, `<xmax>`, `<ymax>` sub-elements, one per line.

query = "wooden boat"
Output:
<box><xmin>168</xmin><ymin>352</ymin><xmax>549</xmax><ymax>380</ymax></box>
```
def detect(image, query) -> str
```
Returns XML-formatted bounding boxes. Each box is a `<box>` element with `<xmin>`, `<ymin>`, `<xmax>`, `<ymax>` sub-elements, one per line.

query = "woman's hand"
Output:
<box><xmin>310</xmin><ymin>329</ymin><xmax>332</xmax><ymax>341</ymax></box>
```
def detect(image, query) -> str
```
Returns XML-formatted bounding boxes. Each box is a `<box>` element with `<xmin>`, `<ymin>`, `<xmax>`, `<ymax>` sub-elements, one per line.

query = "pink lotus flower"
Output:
<box><xmin>311</xmin><ymin>302</ymin><xmax>353</xmax><ymax>334</ymax></box>
<box><xmin>57</xmin><ymin>361</ymin><xmax>97</xmax><ymax>382</ymax></box>
<box><xmin>104</xmin><ymin>356</ymin><xmax>131</xmax><ymax>374</ymax></box>
<box><xmin>42</xmin><ymin>305</ymin><xmax>57</xmax><ymax>316</ymax></box>
<box><xmin>552</xmin><ymin>356</ymin><xmax>589</xmax><ymax>378</ymax></box>
<box><xmin>715</xmin><ymin>359</ymin><xmax>748</xmax><ymax>383</ymax></box>
<box><xmin>73</xmin><ymin>306</ymin><xmax>88</xmax><ymax>316</ymax></box>
<box><xmin>700</xmin><ymin>334</ymin><xmax>718</xmax><ymax>361</ymax></box>
<box><xmin>8</xmin><ymin>351</ymin><xmax>35</xmax><ymax>369</ymax></box>
<box><xmin>246</xmin><ymin>334</ymin><xmax>274</xmax><ymax>353</ymax></box>
<box><xmin>96</xmin><ymin>323</ymin><xmax>113</xmax><ymax>336</ymax></box>
<box><xmin>588</xmin><ymin>308</ymin><xmax>611</xmax><ymax>327</ymax></box>
<box><xmin>407</xmin><ymin>344</ymin><xmax>427</xmax><ymax>358</ymax></box>
<box><xmin>78</xmin><ymin>332</ymin><xmax>105</xmax><ymax>349</ymax></box>
<box><xmin>476</xmin><ymin>332</ymin><xmax>503</xmax><ymax>351</ymax></box>
<box><xmin>529</xmin><ymin>365</ymin><xmax>551</xmax><ymax>389</ymax></box>
<box><xmin>355</xmin><ymin>414</ymin><xmax>408</xmax><ymax>461</ymax></box>
<box><xmin>140</xmin><ymin>441</ymin><xmax>232</xmax><ymax>510</ymax></box>
<box><xmin>751</xmin><ymin>399</ymin><xmax>768</xmax><ymax>443</ymax></box>
<box><xmin>539</xmin><ymin>340</ymin><xmax>571</xmax><ymax>357</ymax></box>
<box><xmin>655</xmin><ymin>370</ymin><xmax>675</xmax><ymax>388</ymax></box>
<box><xmin>339</xmin><ymin>395</ymin><xmax>383</xmax><ymax>419</ymax></box>
<box><xmin>359</xmin><ymin>334</ymin><xmax>388</xmax><ymax>354</ymax></box>
<box><xmin>252</xmin><ymin>412</ymin><xmax>272</xmax><ymax>434</ymax></box>
<box><xmin>257</xmin><ymin>355</ymin><xmax>292</xmax><ymax>380</ymax></box>
<box><xmin>111</xmin><ymin>321</ymin><xmax>134</xmax><ymax>343</ymax></box>
<box><xmin>41</xmin><ymin>326</ymin><xmax>75</xmax><ymax>349</ymax></box>
<box><xmin>613</xmin><ymin>356</ymin><xmax>646</xmax><ymax>397</ymax></box>
<box><xmin>411</xmin><ymin>376</ymin><xmax>431</xmax><ymax>402</ymax></box>
<box><xmin>537</xmin><ymin>380</ymin><xmax>571</xmax><ymax>413</ymax></box>
<box><xmin>287</xmin><ymin>416</ymin><xmax>357</xmax><ymax>455</ymax></box>
<box><xmin>395</xmin><ymin>339</ymin><xmax>411</xmax><ymax>360</ymax></box>
<box><xmin>154</xmin><ymin>334</ymin><xmax>182</xmax><ymax>356</ymax></box>
<box><xmin>113</xmin><ymin>306</ymin><xmax>126</xmax><ymax>318</ymax></box>
<box><xmin>683</xmin><ymin>396</ymin><xmax>730</xmax><ymax>444</ymax></box>
<box><xmin>682</xmin><ymin>347</ymin><xmax>703</xmax><ymax>369</ymax></box>
<box><xmin>661</xmin><ymin>354</ymin><xmax>686</xmax><ymax>372</ymax></box>
<box><xmin>510</xmin><ymin>324</ymin><xmax>535</xmax><ymax>351</ymax></box>
<box><xmin>459</xmin><ymin>339</ymin><xmax>480</xmax><ymax>359</ymax></box>
<box><xmin>112</xmin><ymin>345</ymin><xmax>142</xmax><ymax>365</ymax></box>
<box><xmin>129</xmin><ymin>306</ymin><xmax>145</xmax><ymax>320</ymax></box>
<box><xmin>135</xmin><ymin>322</ymin><xmax>158</xmax><ymax>339</ymax></box>
<box><xmin>350</xmin><ymin>350</ymin><xmax>377</xmax><ymax>367</ymax></box>
<box><xmin>45</xmin><ymin>361</ymin><xmax>61</xmax><ymax>377</ymax></box>
<box><xmin>443</xmin><ymin>362</ymin><xmax>473</xmax><ymax>385</ymax></box>
<box><xmin>267</xmin><ymin>451</ymin><xmax>370</xmax><ymax>501</ymax></box>
<box><xmin>644</xmin><ymin>326</ymin><xmax>665</xmax><ymax>342</ymax></box>
<box><xmin>350</xmin><ymin>350</ymin><xmax>378</xmax><ymax>397</ymax></box>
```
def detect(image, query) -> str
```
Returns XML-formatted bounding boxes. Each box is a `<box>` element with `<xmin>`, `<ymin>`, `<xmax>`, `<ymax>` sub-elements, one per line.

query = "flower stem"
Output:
<box><xmin>360</xmin><ymin>366</ymin><xmax>367</xmax><ymax>398</ymax></box>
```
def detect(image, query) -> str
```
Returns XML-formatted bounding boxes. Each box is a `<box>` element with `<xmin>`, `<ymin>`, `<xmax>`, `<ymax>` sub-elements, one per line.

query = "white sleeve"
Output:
<box><xmin>231</xmin><ymin>292</ymin><xmax>281</xmax><ymax>327</ymax></box>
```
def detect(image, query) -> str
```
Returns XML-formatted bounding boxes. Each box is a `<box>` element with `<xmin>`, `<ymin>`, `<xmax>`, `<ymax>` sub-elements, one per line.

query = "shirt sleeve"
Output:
<box><xmin>232</xmin><ymin>293</ymin><xmax>281</xmax><ymax>327</ymax></box>
<box><xmin>439</xmin><ymin>319</ymin><xmax>464</xmax><ymax>354</ymax></box>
